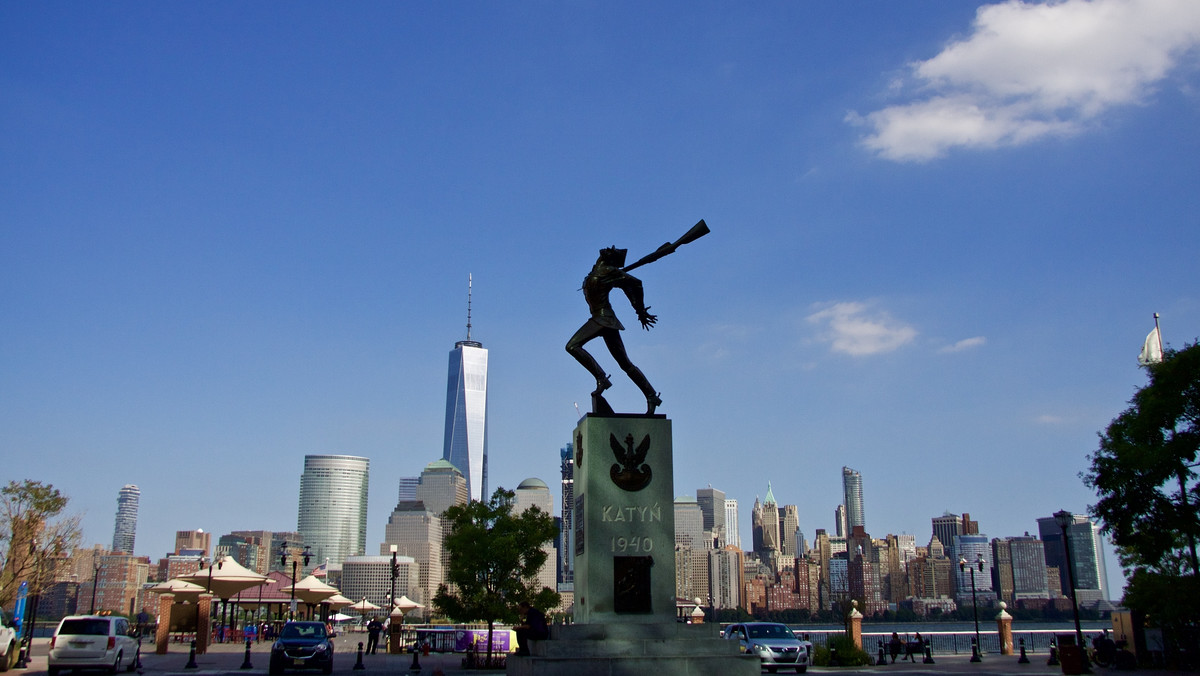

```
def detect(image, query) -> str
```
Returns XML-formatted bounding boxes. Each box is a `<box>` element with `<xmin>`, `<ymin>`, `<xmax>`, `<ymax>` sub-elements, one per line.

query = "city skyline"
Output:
<box><xmin>6</xmin><ymin>1</ymin><xmax>1198</xmax><ymax>604</ymax></box>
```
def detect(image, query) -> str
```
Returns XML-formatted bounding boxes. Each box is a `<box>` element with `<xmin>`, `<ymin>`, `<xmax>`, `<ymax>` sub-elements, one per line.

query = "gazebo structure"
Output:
<box><xmin>179</xmin><ymin>556</ymin><xmax>268</xmax><ymax>648</ymax></box>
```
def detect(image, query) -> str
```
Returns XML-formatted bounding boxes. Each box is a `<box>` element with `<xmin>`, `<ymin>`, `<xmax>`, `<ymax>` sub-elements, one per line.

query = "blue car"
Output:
<box><xmin>269</xmin><ymin>622</ymin><xmax>333</xmax><ymax>675</ymax></box>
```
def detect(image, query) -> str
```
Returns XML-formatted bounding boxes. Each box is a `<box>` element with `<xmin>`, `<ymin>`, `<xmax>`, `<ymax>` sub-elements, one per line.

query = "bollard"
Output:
<box><xmin>15</xmin><ymin>637</ymin><xmax>29</xmax><ymax>669</ymax></box>
<box><xmin>240</xmin><ymin>637</ymin><xmax>253</xmax><ymax>669</ymax></box>
<box><xmin>971</xmin><ymin>636</ymin><xmax>982</xmax><ymax>663</ymax></box>
<box><xmin>354</xmin><ymin>642</ymin><xmax>366</xmax><ymax>670</ymax></box>
<box><xmin>1047</xmin><ymin>640</ymin><xmax>1059</xmax><ymax>667</ymax></box>
<box><xmin>1018</xmin><ymin>637</ymin><xmax>1030</xmax><ymax>664</ymax></box>
<box><xmin>410</xmin><ymin>642</ymin><xmax>421</xmax><ymax>671</ymax></box>
<box><xmin>877</xmin><ymin>640</ymin><xmax>888</xmax><ymax>666</ymax></box>
<box><xmin>923</xmin><ymin>640</ymin><xmax>935</xmax><ymax>665</ymax></box>
<box><xmin>184</xmin><ymin>640</ymin><xmax>199</xmax><ymax>669</ymax></box>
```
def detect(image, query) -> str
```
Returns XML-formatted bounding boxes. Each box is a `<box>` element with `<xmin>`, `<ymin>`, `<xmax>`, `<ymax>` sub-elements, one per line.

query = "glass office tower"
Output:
<box><xmin>297</xmin><ymin>454</ymin><xmax>369</xmax><ymax>569</ymax></box>
<box><xmin>443</xmin><ymin>336</ymin><xmax>489</xmax><ymax>502</ymax></box>
<box><xmin>842</xmin><ymin>466</ymin><xmax>865</xmax><ymax>531</ymax></box>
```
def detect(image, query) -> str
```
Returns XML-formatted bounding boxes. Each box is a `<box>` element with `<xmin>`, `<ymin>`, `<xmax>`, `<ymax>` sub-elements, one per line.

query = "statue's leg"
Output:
<box><xmin>602</xmin><ymin>333</ymin><xmax>661</xmax><ymax>414</ymax></box>
<box><xmin>566</xmin><ymin>324</ymin><xmax>611</xmax><ymax>394</ymax></box>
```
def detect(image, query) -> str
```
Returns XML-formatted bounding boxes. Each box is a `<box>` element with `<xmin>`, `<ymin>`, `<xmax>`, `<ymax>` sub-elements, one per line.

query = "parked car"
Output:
<box><xmin>47</xmin><ymin>615</ymin><xmax>139</xmax><ymax>675</ymax></box>
<box><xmin>724</xmin><ymin>622</ymin><xmax>812</xmax><ymax>673</ymax></box>
<box><xmin>269</xmin><ymin>621</ymin><xmax>334</xmax><ymax>675</ymax></box>
<box><xmin>0</xmin><ymin>607</ymin><xmax>19</xmax><ymax>672</ymax></box>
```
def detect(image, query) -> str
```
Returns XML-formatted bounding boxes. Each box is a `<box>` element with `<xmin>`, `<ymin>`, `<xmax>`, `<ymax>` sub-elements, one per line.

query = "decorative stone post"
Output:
<box><xmin>996</xmin><ymin>601</ymin><xmax>1014</xmax><ymax>655</ymax></box>
<box><xmin>848</xmin><ymin>600</ymin><xmax>864</xmax><ymax>650</ymax></box>
<box><xmin>197</xmin><ymin>593</ymin><xmax>213</xmax><ymax>655</ymax></box>
<box><xmin>155</xmin><ymin>593</ymin><xmax>174</xmax><ymax>655</ymax></box>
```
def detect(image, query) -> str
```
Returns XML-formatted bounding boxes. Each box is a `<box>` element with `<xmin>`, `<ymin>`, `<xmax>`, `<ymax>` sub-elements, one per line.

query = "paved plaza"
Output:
<box><xmin>15</xmin><ymin>636</ymin><xmax>1192</xmax><ymax>676</ymax></box>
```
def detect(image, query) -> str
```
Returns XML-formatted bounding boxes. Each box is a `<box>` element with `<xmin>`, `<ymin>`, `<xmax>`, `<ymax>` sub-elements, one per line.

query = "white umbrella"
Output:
<box><xmin>178</xmin><ymin>556</ymin><xmax>269</xmax><ymax>600</ymax></box>
<box><xmin>148</xmin><ymin>579</ymin><xmax>207</xmax><ymax>603</ymax></box>
<box><xmin>279</xmin><ymin>574</ymin><xmax>339</xmax><ymax>604</ymax></box>
<box><xmin>347</xmin><ymin>598</ymin><xmax>380</xmax><ymax>613</ymax></box>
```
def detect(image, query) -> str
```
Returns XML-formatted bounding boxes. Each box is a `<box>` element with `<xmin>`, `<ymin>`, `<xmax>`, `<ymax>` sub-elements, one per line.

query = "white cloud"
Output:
<box><xmin>807</xmin><ymin>302</ymin><xmax>917</xmax><ymax>356</ymax></box>
<box><xmin>1036</xmin><ymin>413</ymin><xmax>1066</xmax><ymax>424</ymax></box>
<box><xmin>940</xmin><ymin>336</ymin><xmax>988</xmax><ymax>353</ymax></box>
<box><xmin>852</xmin><ymin>0</ymin><xmax>1200</xmax><ymax>161</ymax></box>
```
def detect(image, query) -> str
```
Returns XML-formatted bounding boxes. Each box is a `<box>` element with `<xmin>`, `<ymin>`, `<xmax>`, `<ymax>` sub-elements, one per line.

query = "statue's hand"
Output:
<box><xmin>638</xmin><ymin>308</ymin><xmax>657</xmax><ymax>330</ymax></box>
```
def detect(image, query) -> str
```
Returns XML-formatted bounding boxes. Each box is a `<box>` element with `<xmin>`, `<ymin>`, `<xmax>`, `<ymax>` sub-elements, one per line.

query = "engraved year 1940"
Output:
<box><xmin>611</xmin><ymin>536</ymin><xmax>654</xmax><ymax>553</ymax></box>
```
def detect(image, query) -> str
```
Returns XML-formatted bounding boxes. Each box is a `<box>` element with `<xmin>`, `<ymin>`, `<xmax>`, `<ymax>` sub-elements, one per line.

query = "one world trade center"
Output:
<box><xmin>443</xmin><ymin>276</ymin><xmax>488</xmax><ymax>502</ymax></box>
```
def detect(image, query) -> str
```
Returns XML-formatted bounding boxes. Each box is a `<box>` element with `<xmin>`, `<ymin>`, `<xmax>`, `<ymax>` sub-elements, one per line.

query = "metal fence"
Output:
<box><xmin>796</xmin><ymin>629</ymin><xmax>1067</xmax><ymax>655</ymax></box>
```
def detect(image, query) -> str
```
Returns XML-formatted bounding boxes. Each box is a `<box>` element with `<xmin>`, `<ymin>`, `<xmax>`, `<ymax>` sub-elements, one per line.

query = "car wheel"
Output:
<box><xmin>110</xmin><ymin>651</ymin><xmax>123</xmax><ymax>674</ymax></box>
<box><xmin>0</xmin><ymin>642</ymin><xmax>14</xmax><ymax>672</ymax></box>
<box><xmin>48</xmin><ymin>667</ymin><xmax>60</xmax><ymax>676</ymax></box>
<box><xmin>322</xmin><ymin>660</ymin><xmax>332</xmax><ymax>675</ymax></box>
<box><xmin>126</xmin><ymin>647</ymin><xmax>139</xmax><ymax>672</ymax></box>
<box><xmin>269</xmin><ymin>656</ymin><xmax>283</xmax><ymax>675</ymax></box>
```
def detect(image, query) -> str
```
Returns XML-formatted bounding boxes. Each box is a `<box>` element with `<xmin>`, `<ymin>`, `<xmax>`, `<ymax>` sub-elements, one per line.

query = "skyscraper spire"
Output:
<box><xmin>466</xmin><ymin>273</ymin><xmax>473</xmax><ymax>342</ymax></box>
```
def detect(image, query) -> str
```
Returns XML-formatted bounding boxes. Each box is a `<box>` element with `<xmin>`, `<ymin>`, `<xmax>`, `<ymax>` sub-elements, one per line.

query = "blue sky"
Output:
<box><xmin>4</xmin><ymin>1</ymin><xmax>1198</xmax><ymax>599</ymax></box>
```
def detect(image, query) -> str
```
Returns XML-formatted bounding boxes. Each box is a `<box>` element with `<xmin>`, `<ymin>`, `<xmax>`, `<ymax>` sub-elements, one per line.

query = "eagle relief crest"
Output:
<box><xmin>609</xmin><ymin>432</ymin><xmax>652</xmax><ymax>491</ymax></box>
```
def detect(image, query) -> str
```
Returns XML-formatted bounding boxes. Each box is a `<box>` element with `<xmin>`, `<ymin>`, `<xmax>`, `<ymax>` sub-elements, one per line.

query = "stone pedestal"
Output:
<box><xmin>996</xmin><ymin>603</ymin><xmax>1014</xmax><ymax>655</ymax></box>
<box><xmin>574</xmin><ymin>414</ymin><xmax>675</xmax><ymax>624</ymax></box>
<box><xmin>507</xmin><ymin>623</ymin><xmax>755</xmax><ymax>676</ymax></box>
<box><xmin>848</xmin><ymin>603</ymin><xmax>864</xmax><ymax>649</ymax></box>
<box><xmin>508</xmin><ymin>414</ymin><xmax>757</xmax><ymax>675</ymax></box>
<box><xmin>155</xmin><ymin>594</ymin><xmax>174</xmax><ymax>655</ymax></box>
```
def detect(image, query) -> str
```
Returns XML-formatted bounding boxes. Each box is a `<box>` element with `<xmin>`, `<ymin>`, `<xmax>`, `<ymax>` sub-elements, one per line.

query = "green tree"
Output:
<box><xmin>1085</xmin><ymin>342</ymin><xmax>1200</xmax><ymax>576</ymax></box>
<box><xmin>1085</xmin><ymin>342</ymin><xmax>1200</xmax><ymax>658</ymax></box>
<box><xmin>0</xmin><ymin>480</ymin><xmax>82</xmax><ymax>609</ymax></box>
<box><xmin>433</xmin><ymin>488</ymin><xmax>559</xmax><ymax>664</ymax></box>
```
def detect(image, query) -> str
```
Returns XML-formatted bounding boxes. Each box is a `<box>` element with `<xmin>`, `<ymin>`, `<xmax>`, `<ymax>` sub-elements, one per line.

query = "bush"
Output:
<box><xmin>812</xmin><ymin>634</ymin><xmax>873</xmax><ymax>666</ymax></box>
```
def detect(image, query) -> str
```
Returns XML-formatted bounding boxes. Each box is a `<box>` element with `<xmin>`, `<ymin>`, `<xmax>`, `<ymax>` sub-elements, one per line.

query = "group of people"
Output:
<box><xmin>888</xmin><ymin>632</ymin><xmax>925</xmax><ymax>663</ymax></box>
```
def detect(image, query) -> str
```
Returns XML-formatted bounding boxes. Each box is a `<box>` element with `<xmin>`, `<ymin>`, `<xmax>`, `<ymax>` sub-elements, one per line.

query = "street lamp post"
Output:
<box><xmin>959</xmin><ymin>554</ymin><xmax>984</xmax><ymax>662</ymax></box>
<box><xmin>278</xmin><ymin>542</ymin><xmax>311</xmax><ymax>621</ymax></box>
<box><xmin>200</xmin><ymin>557</ymin><xmax>224</xmax><ymax>641</ymax></box>
<box><xmin>90</xmin><ymin>562</ymin><xmax>102</xmax><ymax>614</ymax></box>
<box><xmin>1054</xmin><ymin>510</ymin><xmax>1092</xmax><ymax>674</ymax></box>
<box><xmin>389</xmin><ymin>545</ymin><xmax>399</xmax><ymax>618</ymax></box>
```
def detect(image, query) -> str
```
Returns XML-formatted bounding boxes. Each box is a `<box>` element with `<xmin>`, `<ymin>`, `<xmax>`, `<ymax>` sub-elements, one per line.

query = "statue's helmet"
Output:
<box><xmin>598</xmin><ymin>246</ymin><xmax>627</xmax><ymax>267</ymax></box>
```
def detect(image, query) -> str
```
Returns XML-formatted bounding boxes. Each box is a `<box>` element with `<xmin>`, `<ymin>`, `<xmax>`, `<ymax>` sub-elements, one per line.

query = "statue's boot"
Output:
<box><xmin>624</xmin><ymin>365</ymin><xmax>661</xmax><ymax>415</ymax></box>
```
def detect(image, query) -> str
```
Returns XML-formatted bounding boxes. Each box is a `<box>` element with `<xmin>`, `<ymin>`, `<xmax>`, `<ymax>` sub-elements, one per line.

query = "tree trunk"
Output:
<box><xmin>487</xmin><ymin>620</ymin><xmax>494</xmax><ymax>666</ymax></box>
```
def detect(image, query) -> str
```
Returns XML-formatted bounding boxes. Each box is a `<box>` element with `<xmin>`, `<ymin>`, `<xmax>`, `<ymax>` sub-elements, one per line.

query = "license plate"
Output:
<box><xmin>292</xmin><ymin>659</ymin><xmax>306</xmax><ymax>666</ymax></box>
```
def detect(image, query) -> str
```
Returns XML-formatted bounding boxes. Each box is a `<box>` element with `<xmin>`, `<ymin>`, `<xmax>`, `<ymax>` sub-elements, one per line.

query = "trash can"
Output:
<box><xmin>1057</xmin><ymin>634</ymin><xmax>1084</xmax><ymax>675</ymax></box>
<box><xmin>389</xmin><ymin>622</ymin><xmax>404</xmax><ymax>654</ymax></box>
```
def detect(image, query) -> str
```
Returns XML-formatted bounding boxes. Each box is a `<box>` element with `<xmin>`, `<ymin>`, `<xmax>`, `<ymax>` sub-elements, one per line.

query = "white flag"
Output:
<box><xmin>1138</xmin><ymin>327</ymin><xmax>1163</xmax><ymax>365</ymax></box>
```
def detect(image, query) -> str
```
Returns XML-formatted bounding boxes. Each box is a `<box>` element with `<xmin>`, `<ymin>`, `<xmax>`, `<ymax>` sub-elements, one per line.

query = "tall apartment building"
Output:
<box><xmin>442</xmin><ymin>278</ymin><xmax>489</xmax><ymax>502</ymax></box>
<box><xmin>992</xmin><ymin>535</ymin><xmax>1051</xmax><ymax>604</ymax></box>
<box><xmin>781</xmin><ymin>505</ymin><xmax>800</xmax><ymax>557</ymax></box>
<box><xmin>559</xmin><ymin>442</ymin><xmax>575</xmax><ymax>586</ymax></box>
<box><xmin>92</xmin><ymin>552</ymin><xmax>151</xmax><ymax>615</ymax></box>
<box><xmin>842</xmin><ymin>467</ymin><xmax>865</xmax><ymax>531</ymax></box>
<box><xmin>724</xmin><ymin>499</ymin><xmax>740</xmax><ymax>550</ymax></box>
<box><xmin>696</xmin><ymin>486</ymin><xmax>726</xmax><ymax>548</ymax></box>
<box><xmin>709</xmin><ymin>546</ymin><xmax>743</xmax><ymax>609</ymax></box>
<box><xmin>111</xmin><ymin>485</ymin><xmax>139</xmax><ymax>554</ymax></box>
<box><xmin>514</xmin><ymin>478</ymin><xmax>557</xmax><ymax>595</ymax></box>
<box><xmin>217</xmin><ymin>532</ymin><xmax>270</xmax><ymax>575</ymax></box>
<box><xmin>953</xmin><ymin>533</ymin><xmax>996</xmax><ymax>604</ymax></box>
<box><xmin>1037</xmin><ymin>513</ymin><xmax>1108</xmax><ymax>605</ymax></box>
<box><xmin>175</xmin><ymin>530</ymin><xmax>211</xmax><ymax>555</ymax></box>
<box><xmin>297</xmin><ymin>454</ymin><xmax>370</xmax><ymax>569</ymax></box>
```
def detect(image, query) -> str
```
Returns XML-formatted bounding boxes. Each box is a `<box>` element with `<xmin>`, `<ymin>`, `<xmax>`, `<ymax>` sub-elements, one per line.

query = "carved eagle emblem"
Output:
<box><xmin>609</xmin><ymin>432</ymin><xmax>652</xmax><ymax>491</ymax></box>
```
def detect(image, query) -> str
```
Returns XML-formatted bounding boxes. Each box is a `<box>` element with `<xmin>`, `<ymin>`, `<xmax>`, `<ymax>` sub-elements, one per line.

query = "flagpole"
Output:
<box><xmin>1154</xmin><ymin>313</ymin><xmax>1163</xmax><ymax>356</ymax></box>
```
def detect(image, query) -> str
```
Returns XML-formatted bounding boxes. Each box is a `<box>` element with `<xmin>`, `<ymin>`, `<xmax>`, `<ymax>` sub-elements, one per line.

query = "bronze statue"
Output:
<box><xmin>566</xmin><ymin>220</ymin><xmax>709</xmax><ymax>415</ymax></box>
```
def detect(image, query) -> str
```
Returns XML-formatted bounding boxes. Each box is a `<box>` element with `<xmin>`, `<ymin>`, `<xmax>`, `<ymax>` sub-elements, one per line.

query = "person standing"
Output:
<box><xmin>366</xmin><ymin>617</ymin><xmax>383</xmax><ymax>654</ymax></box>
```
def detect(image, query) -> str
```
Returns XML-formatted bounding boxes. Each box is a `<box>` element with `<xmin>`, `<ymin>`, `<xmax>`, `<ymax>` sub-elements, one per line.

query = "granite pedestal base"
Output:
<box><xmin>506</xmin><ymin>623</ymin><xmax>759</xmax><ymax>676</ymax></box>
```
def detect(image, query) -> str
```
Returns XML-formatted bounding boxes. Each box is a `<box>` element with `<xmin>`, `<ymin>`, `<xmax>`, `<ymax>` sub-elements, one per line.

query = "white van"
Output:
<box><xmin>48</xmin><ymin>615</ymin><xmax>139</xmax><ymax>675</ymax></box>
